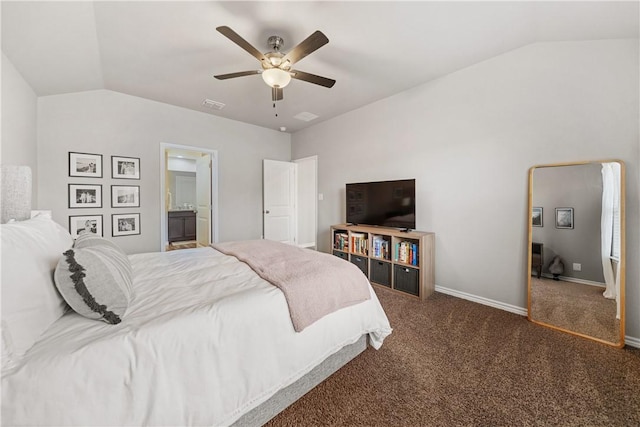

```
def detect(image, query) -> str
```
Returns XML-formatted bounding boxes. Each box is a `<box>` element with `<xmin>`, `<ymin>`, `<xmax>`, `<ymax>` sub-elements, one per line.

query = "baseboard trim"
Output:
<box><xmin>625</xmin><ymin>336</ymin><xmax>640</xmax><ymax>348</ymax></box>
<box><xmin>434</xmin><ymin>285</ymin><xmax>639</xmax><ymax>348</ymax></box>
<box><xmin>434</xmin><ymin>285</ymin><xmax>527</xmax><ymax>316</ymax></box>
<box><xmin>539</xmin><ymin>273</ymin><xmax>605</xmax><ymax>288</ymax></box>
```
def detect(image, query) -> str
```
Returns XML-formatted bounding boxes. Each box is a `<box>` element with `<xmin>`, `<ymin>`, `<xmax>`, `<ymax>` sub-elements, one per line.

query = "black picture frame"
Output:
<box><xmin>532</xmin><ymin>207</ymin><xmax>543</xmax><ymax>227</ymax></box>
<box><xmin>68</xmin><ymin>184</ymin><xmax>102</xmax><ymax>208</ymax></box>
<box><xmin>69</xmin><ymin>215</ymin><xmax>103</xmax><ymax>238</ymax></box>
<box><xmin>112</xmin><ymin>213</ymin><xmax>141</xmax><ymax>236</ymax></box>
<box><xmin>555</xmin><ymin>207</ymin><xmax>574</xmax><ymax>229</ymax></box>
<box><xmin>111</xmin><ymin>185</ymin><xmax>140</xmax><ymax>208</ymax></box>
<box><xmin>112</xmin><ymin>156</ymin><xmax>140</xmax><ymax>180</ymax></box>
<box><xmin>69</xmin><ymin>152</ymin><xmax>102</xmax><ymax>178</ymax></box>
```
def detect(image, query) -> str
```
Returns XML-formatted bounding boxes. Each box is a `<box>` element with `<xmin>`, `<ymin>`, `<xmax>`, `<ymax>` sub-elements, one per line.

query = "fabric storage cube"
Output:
<box><xmin>370</xmin><ymin>260</ymin><xmax>391</xmax><ymax>287</ymax></box>
<box><xmin>332</xmin><ymin>251</ymin><xmax>349</xmax><ymax>261</ymax></box>
<box><xmin>350</xmin><ymin>255</ymin><xmax>368</xmax><ymax>278</ymax></box>
<box><xmin>394</xmin><ymin>265</ymin><xmax>419</xmax><ymax>295</ymax></box>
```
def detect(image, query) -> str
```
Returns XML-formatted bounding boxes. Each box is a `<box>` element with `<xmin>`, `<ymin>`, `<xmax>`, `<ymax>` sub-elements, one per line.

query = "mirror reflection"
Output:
<box><xmin>528</xmin><ymin>161</ymin><xmax>625</xmax><ymax>347</ymax></box>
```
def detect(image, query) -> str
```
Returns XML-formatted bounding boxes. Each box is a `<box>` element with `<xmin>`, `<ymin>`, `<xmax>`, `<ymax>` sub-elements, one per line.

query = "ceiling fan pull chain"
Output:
<box><xmin>272</xmin><ymin>87</ymin><xmax>279</xmax><ymax>117</ymax></box>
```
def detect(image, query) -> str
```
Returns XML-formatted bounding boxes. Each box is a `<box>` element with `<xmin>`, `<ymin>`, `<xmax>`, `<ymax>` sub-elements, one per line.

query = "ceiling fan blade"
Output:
<box><xmin>290</xmin><ymin>70</ymin><xmax>335</xmax><ymax>88</ymax></box>
<box><xmin>272</xmin><ymin>87</ymin><xmax>283</xmax><ymax>101</ymax></box>
<box><xmin>214</xmin><ymin>70</ymin><xmax>260</xmax><ymax>80</ymax></box>
<box><xmin>216</xmin><ymin>26</ymin><xmax>268</xmax><ymax>64</ymax></box>
<box><xmin>281</xmin><ymin>31</ymin><xmax>329</xmax><ymax>66</ymax></box>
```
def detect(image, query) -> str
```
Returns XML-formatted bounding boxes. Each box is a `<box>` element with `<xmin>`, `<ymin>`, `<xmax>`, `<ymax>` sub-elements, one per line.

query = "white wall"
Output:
<box><xmin>295</xmin><ymin>156</ymin><xmax>318</xmax><ymax>248</ymax></box>
<box><xmin>37</xmin><ymin>90</ymin><xmax>291</xmax><ymax>253</ymax></box>
<box><xmin>292</xmin><ymin>40</ymin><xmax>640</xmax><ymax>339</ymax></box>
<box><xmin>1</xmin><ymin>53</ymin><xmax>39</xmax><ymax>206</ymax></box>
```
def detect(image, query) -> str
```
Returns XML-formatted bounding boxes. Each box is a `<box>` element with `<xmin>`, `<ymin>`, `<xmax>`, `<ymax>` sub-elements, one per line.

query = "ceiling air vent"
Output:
<box><xmin>293</xmin><ymin>112</ymin><xmax>319</xmax><ymax>122</ymax></box>
<box><xmin>202</xmin><ymin>99</ymin><xmax>225</xmax><ymax>110</ymax></box>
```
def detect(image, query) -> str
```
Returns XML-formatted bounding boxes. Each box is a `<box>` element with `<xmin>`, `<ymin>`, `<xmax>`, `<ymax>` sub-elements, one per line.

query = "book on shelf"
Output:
<box><xmin>350</xmin><ymin>232</ymin><xmax>368</xmax><ymax>255</ymax></box>
<box><xmin>334</xmin><ymin>232</ymin><xmax>349</xmax><ymax>251</ymax></box>
<box><xmin>394</xmin><ymin>241</ymin><xmax>418</xmax><ymax>266</ymax></box>
<box><xmin>372</xmin><ymin>235</ymin><xmax>389</xmax><ymax>259</ymax></box>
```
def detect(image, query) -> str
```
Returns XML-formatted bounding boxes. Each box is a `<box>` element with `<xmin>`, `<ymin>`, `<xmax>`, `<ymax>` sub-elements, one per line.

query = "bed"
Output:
<box><xmin>0</xmin><ymin>166</ymin><xmax>392</xmax><ymax>426</ymax></box>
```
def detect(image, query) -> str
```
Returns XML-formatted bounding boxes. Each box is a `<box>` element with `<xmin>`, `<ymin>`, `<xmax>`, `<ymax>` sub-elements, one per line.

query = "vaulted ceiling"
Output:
<box><xmin>2</xmin><ymin>1</ymin><xmax>638</xmax><ymax>132</ymax></box>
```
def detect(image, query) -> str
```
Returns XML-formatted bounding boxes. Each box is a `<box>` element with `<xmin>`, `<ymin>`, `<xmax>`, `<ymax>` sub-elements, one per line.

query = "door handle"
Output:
<box><xmin>265</xmin><ymin>210</ymin><xmax>270</xmax><ymax>214</ymax></box>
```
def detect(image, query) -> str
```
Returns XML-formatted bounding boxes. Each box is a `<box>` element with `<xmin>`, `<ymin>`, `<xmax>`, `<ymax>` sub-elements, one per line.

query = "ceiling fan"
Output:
<box><xmin>214</xmin><ymin>26</ymin><xmax>336</xmax><ymax>103</ymax></box>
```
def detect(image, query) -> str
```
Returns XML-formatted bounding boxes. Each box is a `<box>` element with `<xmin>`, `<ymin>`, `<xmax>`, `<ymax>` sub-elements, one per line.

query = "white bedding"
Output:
<box><xmin>2</xmin><ymin>247</ymin><xmax>392</xmax><ymax>426</ymax></box>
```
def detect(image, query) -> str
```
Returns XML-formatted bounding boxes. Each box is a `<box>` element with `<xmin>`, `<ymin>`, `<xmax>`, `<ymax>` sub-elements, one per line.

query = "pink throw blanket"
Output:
<box><xmin>211</xmin><ymin>240</ymin><xmax>371</xmax><ymax>332</ymax></box>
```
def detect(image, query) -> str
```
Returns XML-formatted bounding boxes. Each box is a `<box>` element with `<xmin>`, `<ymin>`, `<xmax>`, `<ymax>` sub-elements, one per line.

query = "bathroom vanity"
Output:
<box><xmin>168</xmin><ymin>210</ymin><xmax>196</xmax><ymax>243</ymax></box>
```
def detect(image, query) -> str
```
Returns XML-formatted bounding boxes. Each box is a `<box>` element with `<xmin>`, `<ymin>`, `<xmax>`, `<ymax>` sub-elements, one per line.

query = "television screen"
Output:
<box><xmin>346</xmin><ymin>179</ymin><xmax>415</xmax><ymax>229</ymax></box>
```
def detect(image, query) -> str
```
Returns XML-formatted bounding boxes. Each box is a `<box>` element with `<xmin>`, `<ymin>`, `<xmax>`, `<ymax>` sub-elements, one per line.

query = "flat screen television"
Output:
<box><xmin>346</xmin><ymin>179</ymin><xmax>415</xmax><ymax>229</ymax></box>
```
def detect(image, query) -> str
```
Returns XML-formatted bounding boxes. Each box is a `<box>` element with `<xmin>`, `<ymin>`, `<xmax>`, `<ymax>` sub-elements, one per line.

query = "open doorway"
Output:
<box><xmin>159</xmin><ymin>143</ymin><xmax>218</xmax><ymax>252</ymax></box>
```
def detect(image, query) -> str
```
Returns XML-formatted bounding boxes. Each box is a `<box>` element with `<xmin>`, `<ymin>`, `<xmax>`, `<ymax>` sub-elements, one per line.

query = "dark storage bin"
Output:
<box><xmin>370</xmin><ymin>260</ymin><xmax>391</xmax><ymax>287</ymax></box>
<box><xmin>394</xmin><ymin>265</ymin><xmax>419</xmax><ymax>296</ymax></box>
<box><xmin>350</xmin><ymin>256</ymin><xmax>369</xmax><ymax>278</ymax></box>
<box><xmin>333</xmin><ymin>251</ymin><xmax>349</xmax><ymax>261</ymax></box>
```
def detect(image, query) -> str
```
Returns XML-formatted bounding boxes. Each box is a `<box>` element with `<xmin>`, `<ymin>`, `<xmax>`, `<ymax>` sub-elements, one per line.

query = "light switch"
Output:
<box><xmin>318</xmin><ymin>193</ymin><xmax>324</xmax><ymax>201</ymax></box>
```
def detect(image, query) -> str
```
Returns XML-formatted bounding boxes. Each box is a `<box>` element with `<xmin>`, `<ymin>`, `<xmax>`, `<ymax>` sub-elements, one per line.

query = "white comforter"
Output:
<box><xmin>2</xmin><ymin>247</ymin><xmax>392</xmax><ymax>426</ymax></box>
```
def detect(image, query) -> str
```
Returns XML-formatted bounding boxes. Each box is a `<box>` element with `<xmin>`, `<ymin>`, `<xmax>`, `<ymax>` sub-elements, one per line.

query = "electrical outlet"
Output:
<box><xmin>573</xmin><ymin>263</ymin><xmax>582</xmax><ymax>271</ymax></box>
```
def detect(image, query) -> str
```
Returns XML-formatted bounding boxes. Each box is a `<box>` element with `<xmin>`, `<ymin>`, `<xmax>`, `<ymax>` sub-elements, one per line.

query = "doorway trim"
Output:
<box><xmin>159</xmin><ymin>143</ymin><xmax>219</xmax><ymax>251</ymax></box>
<box><xmin>293</xmin><ymin>155</ymin><xmax>318</xmax><ymax>249</ymax></box>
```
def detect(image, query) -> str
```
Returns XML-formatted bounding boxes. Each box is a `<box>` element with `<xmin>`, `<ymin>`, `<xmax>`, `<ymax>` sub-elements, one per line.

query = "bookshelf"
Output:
<box><xmin>330</xmin><ymin>224</ymin><xmax>435</xmax><ymax>300</ymax></box>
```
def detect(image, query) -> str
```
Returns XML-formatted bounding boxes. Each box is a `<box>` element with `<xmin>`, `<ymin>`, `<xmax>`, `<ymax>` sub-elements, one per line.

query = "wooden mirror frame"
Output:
<box><xmin>527</xmin><ymin>160</ymin><xmax>625</xmax><ymax>348</ymax></box>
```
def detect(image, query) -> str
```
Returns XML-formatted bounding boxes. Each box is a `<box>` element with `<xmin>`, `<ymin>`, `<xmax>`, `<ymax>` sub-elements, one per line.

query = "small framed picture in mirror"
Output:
<box><xmin>532</xmin><ymin>207</ymin><xmax>543</xmax><ymax>227</ymax></box>
<box><xmin>555</xmin><ymin>207</ymin><xmax>574</xmax><ymax>229</ymax></box>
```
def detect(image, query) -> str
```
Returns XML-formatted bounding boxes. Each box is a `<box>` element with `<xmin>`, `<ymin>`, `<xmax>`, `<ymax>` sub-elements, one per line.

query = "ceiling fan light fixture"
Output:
<box><xmin>269</xmin><ymin>56</ymin><xmax>282</xmax><ymax>66</ymax></box>
<box><xmin>262</xmin><ymin>68</ymin><xmax>291</xmax><ymax>88</ymax></box>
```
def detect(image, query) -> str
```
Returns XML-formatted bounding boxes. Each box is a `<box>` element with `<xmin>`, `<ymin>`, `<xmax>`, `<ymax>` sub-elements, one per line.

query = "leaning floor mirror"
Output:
<box><xmin>527</xmin><ymin>160</ymin><xmax>625</xmax><ymax>347</ymax></box>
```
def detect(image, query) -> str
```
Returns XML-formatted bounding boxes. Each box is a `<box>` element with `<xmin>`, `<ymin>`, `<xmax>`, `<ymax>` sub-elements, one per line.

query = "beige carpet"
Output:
<box><xmin>530</xmin><ymin>277</ymin><xmax>619</xmax><ymax>344</ymax></box>
<box><xmin>267</xmin><ymin>287</ymin><xmax>640</xmax><ymax>427</ymax></box>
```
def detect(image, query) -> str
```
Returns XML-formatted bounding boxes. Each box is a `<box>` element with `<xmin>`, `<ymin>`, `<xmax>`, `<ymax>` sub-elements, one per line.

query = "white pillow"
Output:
<box><xmin>1</xmin><ymin>215</ymin><xmax>73</xmax><ymax>362</ymax></box>
<box><xmin>54</xmin><ymin>233</ymin><xmax>132</xmax><ymax>324</ymax></box>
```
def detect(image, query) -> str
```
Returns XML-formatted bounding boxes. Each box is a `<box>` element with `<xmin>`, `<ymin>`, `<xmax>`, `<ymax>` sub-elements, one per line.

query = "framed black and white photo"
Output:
<box><xmin>69</xmin><ymin>184</ymin><xmax>102</xmax><ymax>208</ymax></box>
<box><xmin>112</xmin><ymin>213</ymin><xmax>140</xmax><ymax>236</ymax></box>
<box><xmin>69</xmin><ymin>215</ymin><xmax>103</xmax><ymax>238</ymax></box>
<box><xmin>555</xmin><ymin>207</ymin><xmax>574</xmax><ymax>229</ymax></box>
<box><xmin>111</xmin><ymin>185</ymin><xmax>140</xmax><ymax>208</ymax></box>
<box><xmin>532</xmin><ymin>207</ymin><xmax>543</xmax><ymax>227</ymax></box>
<box><xmin>69</xmin><ymin>152</ymin><xmax>102</xmax><ymax>178</ymax></box>
<box><xmin>112</xmin><ymin>156</ymin><xmax>140</xmax><ymax>180</ymax></box>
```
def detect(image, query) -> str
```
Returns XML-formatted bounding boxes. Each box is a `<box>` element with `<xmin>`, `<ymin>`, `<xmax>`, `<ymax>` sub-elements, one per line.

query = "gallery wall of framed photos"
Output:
<box><xmin>68</xmin><ymin>151</ymin><xmax>142</xmax><ymax>238</ymax></box>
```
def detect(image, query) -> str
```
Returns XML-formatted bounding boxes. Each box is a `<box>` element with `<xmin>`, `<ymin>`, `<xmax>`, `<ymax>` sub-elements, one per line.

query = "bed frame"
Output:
<box><xmin>1</xmin><ymin>165</ymin><xmax>369</xmax><ymax>426</ymax></box>
<box><xmin>233</xmin><ymin>335</ymin><xmax>367</xmax><ymax>426</ymax></box>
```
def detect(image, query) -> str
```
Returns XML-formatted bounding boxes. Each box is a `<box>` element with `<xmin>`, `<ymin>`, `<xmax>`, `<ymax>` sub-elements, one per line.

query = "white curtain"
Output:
<box><xmin>601</xmin><ymin>162</ymin><xmax>621</xmax><ymax>319</ymax></box>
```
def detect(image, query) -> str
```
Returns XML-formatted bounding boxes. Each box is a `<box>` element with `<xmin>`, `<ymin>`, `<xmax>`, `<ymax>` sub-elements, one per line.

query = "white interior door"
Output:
<box><xmin>196</xmin><ymin>154</ymin><xmax>211</xmax><ymax>246</ymax></box>
<box><xmin>263</xmin><ymin>159</ymin><xmax>296</xmax><ymax>244</ymax></box>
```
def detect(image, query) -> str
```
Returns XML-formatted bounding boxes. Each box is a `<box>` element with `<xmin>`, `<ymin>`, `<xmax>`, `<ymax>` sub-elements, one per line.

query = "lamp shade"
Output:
<box><xmin>262</xmin><ymin>68</ymin><xmax>291</xmax><ymax>88</ymax></box>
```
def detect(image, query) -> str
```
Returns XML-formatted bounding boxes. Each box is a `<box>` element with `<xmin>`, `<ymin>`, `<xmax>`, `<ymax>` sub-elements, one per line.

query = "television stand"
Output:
<box><xmin>330</xmin><ymin>224</ymin><xmax>435</xmax><ymax>300</ymax></box>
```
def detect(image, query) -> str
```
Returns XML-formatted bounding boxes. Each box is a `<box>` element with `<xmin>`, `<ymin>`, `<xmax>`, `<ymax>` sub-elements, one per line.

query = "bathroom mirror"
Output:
<box><xmin>527</xmin><ymin>160</ymin><xmax>625</xmax><ymax>347</ymax></box>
